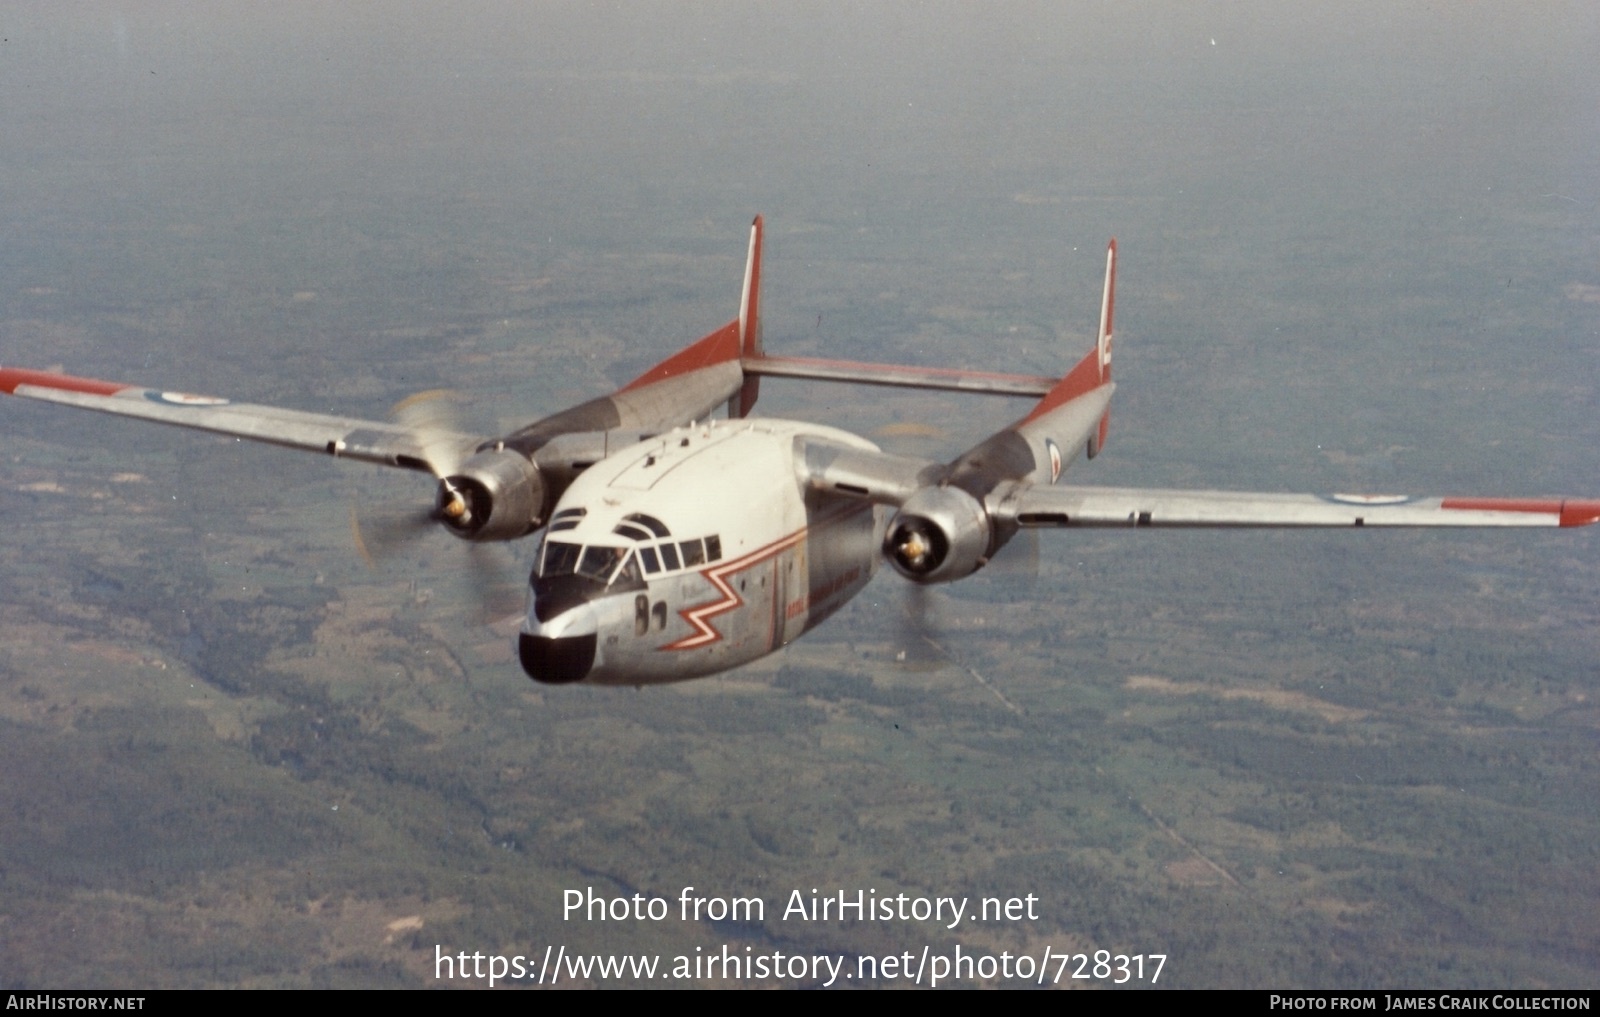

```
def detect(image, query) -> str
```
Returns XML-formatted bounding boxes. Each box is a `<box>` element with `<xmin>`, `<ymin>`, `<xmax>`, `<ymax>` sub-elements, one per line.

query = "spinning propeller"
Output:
<box><xmin>350</xmin><ymin>390</ymin><xmax>528</xmax><ymax>623</ymax></box>
<box><xmin>891</xmin><ymin>581</ymin><xmax>944</xmax><ymax>669</ymax></box>
<box><xmin>392</xmin><ymin>389</ymin><xmax>475</xmax><ymax>530</ymax></box>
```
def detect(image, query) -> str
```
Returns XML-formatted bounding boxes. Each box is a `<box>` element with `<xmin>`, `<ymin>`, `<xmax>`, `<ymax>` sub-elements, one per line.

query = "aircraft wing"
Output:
<box><xmin>793</xmin><ymin>434</ymin><xmax>1600</xmax><ymax>530</ymax></box>
<box><xmin>998</xmin><ymin>484</ymin><xmax>1600</xmax><ymax>529</ymax></box>
<box><xmin>797</xmin><ymin>436</ymin><xmax>942</xmax><ymax>505</ymax></box>
<box><xmin>0</xmin><ymin>366</ymin><xmax>482</xmax><ymax>473</ymax></box>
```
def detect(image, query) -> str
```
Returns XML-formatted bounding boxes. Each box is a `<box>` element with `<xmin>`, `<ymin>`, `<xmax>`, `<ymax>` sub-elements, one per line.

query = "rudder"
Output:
<box><xmin>732</xmin><ymin>215</ymin><xmax>764</xmax><ymax>418</ymax></box>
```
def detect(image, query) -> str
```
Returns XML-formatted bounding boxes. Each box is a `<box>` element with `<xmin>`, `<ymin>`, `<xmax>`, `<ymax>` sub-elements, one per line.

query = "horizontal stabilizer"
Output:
<box><xmin>743</xmin><ymin>355</ymin><xmax>1055</xmax><ymax>397</ymax></box>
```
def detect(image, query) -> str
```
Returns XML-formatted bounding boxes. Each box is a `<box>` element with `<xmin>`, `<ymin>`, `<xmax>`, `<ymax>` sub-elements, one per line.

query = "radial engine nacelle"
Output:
<box><xmin>883</xmin><ymin>485</ymin><xmax>995</xmax><ymax>583</ymax></box>
<box><xmin>437</xmin><ymin>449</ymin><xmax>547</xmax><ymax>542</ymax></box>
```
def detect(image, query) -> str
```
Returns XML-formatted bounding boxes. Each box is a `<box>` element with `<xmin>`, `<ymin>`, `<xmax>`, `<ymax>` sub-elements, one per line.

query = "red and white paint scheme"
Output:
<box><xmin>4</xmin><ymin>217</ymin><xmax>1596</xmax><ymax>685</ymax></box>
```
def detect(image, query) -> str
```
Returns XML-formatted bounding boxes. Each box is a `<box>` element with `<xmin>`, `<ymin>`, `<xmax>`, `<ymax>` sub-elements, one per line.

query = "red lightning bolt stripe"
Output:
<box><xmin>661</xmin><ymin>502</ymin><xmax>874</xmax><ymax>652</ymax></box>
<box><xmin>662</xmin><ymin>528</ymin><xmax>807</xmax><ymax>651</ymax></box>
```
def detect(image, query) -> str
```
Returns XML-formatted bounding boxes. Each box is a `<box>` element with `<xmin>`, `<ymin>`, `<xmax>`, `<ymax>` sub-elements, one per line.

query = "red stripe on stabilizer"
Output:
<box><xmin>619</xmin><ymin>319</ymin><xmax>742</xmax><ymax>393</ymax></box>
<box><xmin>1021</xmin><ymin>345</ymin><xmax>1105</xmax><ymax>425</ymax></box>
<box><xmin>0</xmin><ymin>367</ymin><xmax>129</xmax><ymax>397</ymax></box>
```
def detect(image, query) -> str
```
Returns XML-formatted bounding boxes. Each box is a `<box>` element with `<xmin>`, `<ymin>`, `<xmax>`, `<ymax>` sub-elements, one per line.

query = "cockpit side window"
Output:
<box><xmin>615</xmin><ymin>551</ymin><xmax>642</xmax><ymax>585</ymax></box>
<box><xmin>540</xmin><ymin>540</ymin><xmax>583</xmax><ymax>577</ymax></box>
<box><xmin>680</xmin><ymin>538</ymin><xmax>706</xmax><ymax>567</ymax></box>
<box><xmin>577</xmin><ymin>545</ymin><xmax>628</xmax><ymax>583</ymax></box>
<box><xmin>659</xmin><ymin>542</ymin><xmax>681</xmax><ymax>571</ymax></box>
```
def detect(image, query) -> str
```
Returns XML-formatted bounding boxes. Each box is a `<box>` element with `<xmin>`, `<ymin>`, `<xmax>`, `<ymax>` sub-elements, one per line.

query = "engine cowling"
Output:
<box><xmin>437</xmin><ymin>449</ymin><xmax>547</xmax><ymax>542</ymax></box>
<box><xmin>883</xmin><ymin>486</ymin><xmax>993</xmax><ymax>583</ymax></box>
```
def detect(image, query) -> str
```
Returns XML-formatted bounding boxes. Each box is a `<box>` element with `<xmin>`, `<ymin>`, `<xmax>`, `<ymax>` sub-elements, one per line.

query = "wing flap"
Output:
<box><xmin>2</xmin><ymin>367</ymin><xmax>480</xmax><ymax>471</ymax></box>
<box><xmin>1002</xmin><ymin>484</ymin><xmax>1600</xmax><ymax>529</ymax></box>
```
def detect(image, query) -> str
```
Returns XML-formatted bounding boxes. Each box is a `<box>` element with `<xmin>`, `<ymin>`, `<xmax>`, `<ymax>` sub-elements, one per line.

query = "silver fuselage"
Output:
<box><xmin>518</xmin><ymin>420</ymin><xmax>883</xmax><ymax>685</ymax></box>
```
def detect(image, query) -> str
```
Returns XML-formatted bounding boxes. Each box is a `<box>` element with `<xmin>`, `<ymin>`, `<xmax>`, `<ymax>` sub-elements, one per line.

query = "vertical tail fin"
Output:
<box><xmin>1087</xmin><ymin>238</ymin><xmax>1115</xmax><ymax>457</ymax></box>
<box><xmin>731</xmin><ymin>215</ymin><xmax>764</xmax><ymax>418</ymax></box>
<box><xmin>619</xmin><ymin>215</ymin><xmax>763</xmax><ymax>419</ymax></box>
<box><xmin>1097</xmin><ymin>238</ymin><xmax>1115</xmax><ymax>382</ymax></box>
<box><xmin>1005</xmin><ymin>238</ymin><xmax>1117</xmax><ymax>480</ymax></box>
<box><xmin>1020</xmin><ymin>238</ymin><xmax>1117</xmax><ymax>431</ymax></box>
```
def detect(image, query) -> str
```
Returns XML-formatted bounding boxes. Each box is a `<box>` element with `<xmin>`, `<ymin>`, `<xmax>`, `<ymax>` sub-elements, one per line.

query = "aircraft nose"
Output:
<box><xmin>519</xmin><ymin>631</ymin><xmax>596</xmax><ymax>684</ymax></box>
<box><xmin>520</xmin><ymin>593</ymin><xmax>599</xmax><ymax>684</ymax></box>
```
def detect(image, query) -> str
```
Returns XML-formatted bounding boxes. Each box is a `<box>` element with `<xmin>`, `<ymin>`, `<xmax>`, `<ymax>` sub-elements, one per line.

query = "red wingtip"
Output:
<box><xmin>1560</xmin><ymin>499</ymin><xmax>1600</xmax><ymax>528</ymax></box>
<box><xmin>0</xmin><ymin>366</ymin><xmax>127</xmax><ymax>397</ymax></box>
<box><xmin>1440</xmin><ymin>497</ymin><xmax>1600</xmax><ymax>528</ymax></box>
